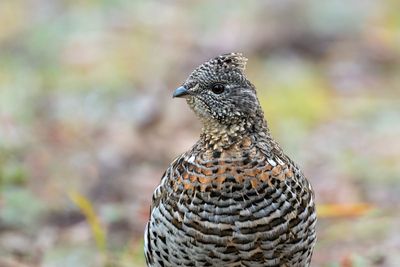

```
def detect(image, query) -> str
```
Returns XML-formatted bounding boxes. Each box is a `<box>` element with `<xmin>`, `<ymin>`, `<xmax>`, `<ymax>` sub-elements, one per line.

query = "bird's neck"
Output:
<box><xmin>200</xmin><ymin>110</ymin><xmax>269</xmax><ymax>150</ymax></box>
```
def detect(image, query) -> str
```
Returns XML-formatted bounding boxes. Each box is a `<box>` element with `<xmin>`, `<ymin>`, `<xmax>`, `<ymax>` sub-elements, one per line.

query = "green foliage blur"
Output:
<box><xmin>0</xmin><ymin>1</ymin><xmax>400</xmax><ymax>266</ymax></box>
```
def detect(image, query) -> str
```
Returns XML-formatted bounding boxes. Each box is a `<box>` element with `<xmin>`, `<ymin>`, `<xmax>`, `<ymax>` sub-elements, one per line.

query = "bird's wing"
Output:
<box><xmin>144</xmin><ymin>154</ymin><xmax>185</xmax><ymax>266</ymax></box>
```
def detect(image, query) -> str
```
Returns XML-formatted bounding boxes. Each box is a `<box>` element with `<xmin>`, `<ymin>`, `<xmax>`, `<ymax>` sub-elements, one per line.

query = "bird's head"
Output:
<box><xmin>173</xmin><ymin>53</ymin><xmax>263</xmax><ymax>127</ymax></box>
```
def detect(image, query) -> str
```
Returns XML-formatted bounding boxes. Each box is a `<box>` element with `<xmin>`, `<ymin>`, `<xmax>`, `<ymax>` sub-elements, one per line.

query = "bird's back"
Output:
<box><xmin>145</xmin><ymin>135</ymin><xmax>316</xmax><ymax>267</ymax></box>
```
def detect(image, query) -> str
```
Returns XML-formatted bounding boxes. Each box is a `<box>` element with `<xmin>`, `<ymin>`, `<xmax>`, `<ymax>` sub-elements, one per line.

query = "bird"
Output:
<box><xmin>144</xmin><ymin>53</ymin><xmax>317</xmax><ymax>267</ymax></box>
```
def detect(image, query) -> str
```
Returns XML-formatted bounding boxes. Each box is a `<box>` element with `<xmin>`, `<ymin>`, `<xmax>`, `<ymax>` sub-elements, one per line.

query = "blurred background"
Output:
<box><xmin>0</xmin><ymin>0</ymin><xmax>399</xmax><ymax>266</ymax></box>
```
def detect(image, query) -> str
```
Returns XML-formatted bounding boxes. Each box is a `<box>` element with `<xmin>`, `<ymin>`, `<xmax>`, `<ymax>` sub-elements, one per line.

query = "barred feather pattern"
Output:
<box><xmin>145</xmin><ymin>135</ymin><xmax>316</xmax><ymax>267</ymax></box>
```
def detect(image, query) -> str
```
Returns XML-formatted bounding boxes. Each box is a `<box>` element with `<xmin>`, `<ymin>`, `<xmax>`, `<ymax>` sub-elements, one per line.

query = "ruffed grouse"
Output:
<box><xmin>144</xmin><ymin>53</ymin><xmax>317</xmax><ymax>267</ymax></box>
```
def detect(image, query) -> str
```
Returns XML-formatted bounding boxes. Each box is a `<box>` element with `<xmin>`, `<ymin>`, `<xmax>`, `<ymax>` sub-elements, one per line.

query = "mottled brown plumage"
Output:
<box><xmin>144</xmin><ymin>53</ymin><xmax>316</xmax><ymax>267</ymax></box>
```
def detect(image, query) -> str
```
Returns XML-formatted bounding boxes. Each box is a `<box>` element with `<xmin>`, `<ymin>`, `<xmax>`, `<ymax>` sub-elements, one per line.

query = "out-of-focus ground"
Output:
<box><xmin>0</xmin><ymin>1</ymin><xmax>400</xmax><ymax>266</ymax></box>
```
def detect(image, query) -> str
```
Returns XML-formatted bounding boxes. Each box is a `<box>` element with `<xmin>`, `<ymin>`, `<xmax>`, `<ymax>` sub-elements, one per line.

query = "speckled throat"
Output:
<box><xmin>200</xmin><ymin>106</ymin><xmax>269</xmax><ymax>150</ymax></box>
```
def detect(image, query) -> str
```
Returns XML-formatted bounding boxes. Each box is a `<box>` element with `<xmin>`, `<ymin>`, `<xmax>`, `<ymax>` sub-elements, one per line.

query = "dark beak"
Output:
<box><xmin>173</xmin><ymin>86</ymin><xmax>189</xmax><ymax>98</ymax></box>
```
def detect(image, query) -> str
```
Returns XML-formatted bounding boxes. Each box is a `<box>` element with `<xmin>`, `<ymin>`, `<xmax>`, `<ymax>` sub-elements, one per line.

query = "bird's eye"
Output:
<box><xmin>211</xmin><ymin>83</ymin><xmax>225</xmax><ymax>94</ymax></box>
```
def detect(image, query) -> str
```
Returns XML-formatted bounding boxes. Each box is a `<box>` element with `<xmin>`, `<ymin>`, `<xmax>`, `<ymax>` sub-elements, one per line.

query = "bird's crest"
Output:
<box><xmin>189</xmin><ymin>53</ymin><xmax>248</xmax><ymax>81</ymax></box>
<box><xmin>212</xmin><ymin>53</ymin><xmax>248</xmax><ymax>73</ymax></box>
